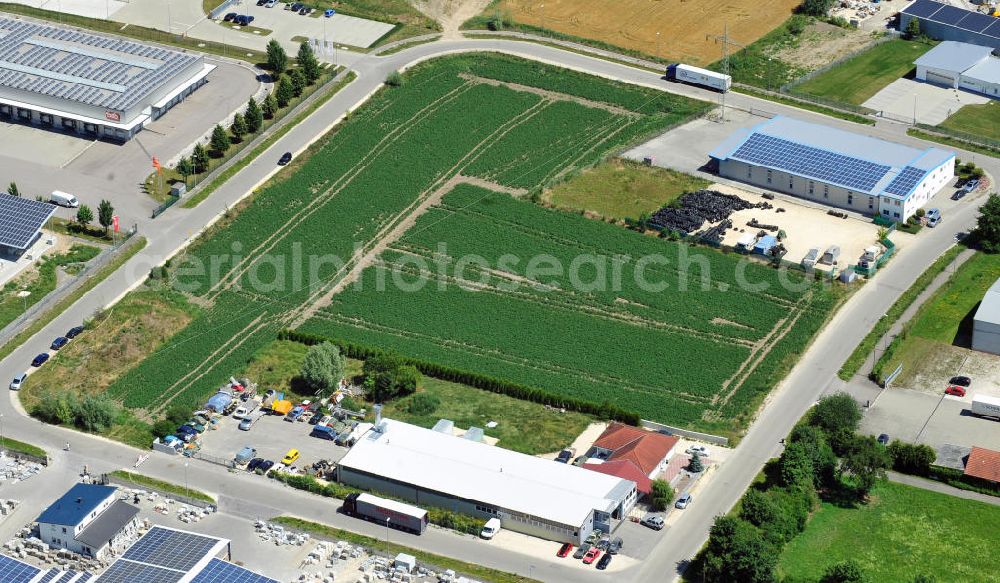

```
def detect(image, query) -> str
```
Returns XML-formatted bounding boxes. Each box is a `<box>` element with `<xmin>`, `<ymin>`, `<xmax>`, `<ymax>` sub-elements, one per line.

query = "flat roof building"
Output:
<box><xmin>973</xmin><ymin>277</ymin><xmax>1000</xmax><ymax>355</ymax></box>
<box><xmin>901</xmin><ymin>0</ymin><xmax>1000</xmax><ymax>49</ymax></box>
<box><xmin>0</xmin><ymin>17</ymin><xmax>214</xmax><ymax>141</ymax></box>
<box><xmin>709</xmin><ymin>116</ymin><xmax>955</xmax><ymax>221</ymax></box>
<box><xmin>914</xmin><ymin>40</ymin><xmax>1000</xmax><ymax>97</ymax></box>
<box><xmin>336</xmin><ymin>419</ymin><xmax>638</xmax><ymax>544</ymax></box>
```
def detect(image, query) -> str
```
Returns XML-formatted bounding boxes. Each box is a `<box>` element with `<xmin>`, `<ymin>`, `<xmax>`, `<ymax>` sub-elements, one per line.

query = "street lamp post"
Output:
<box><xmin>385</xmin><ymin>517</ymin><xmax>391</xmax><ymax>558</ymax></box>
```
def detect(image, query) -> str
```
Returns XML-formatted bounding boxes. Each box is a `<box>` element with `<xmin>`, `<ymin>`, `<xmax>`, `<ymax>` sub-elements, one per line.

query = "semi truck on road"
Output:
<box><xmin>666</xmin><ymin>64</ymin><xmax>732</xmax><ymax>92</ymax></box>
<box><xmin>971</xmin><ymin>394</ymin><xmax>1000</xmax><ymax>419</ymax></box>
<box><xmin>342</xmin><ymin>493</ymin><xmax>428</xmax><ymax>534</ymax></box>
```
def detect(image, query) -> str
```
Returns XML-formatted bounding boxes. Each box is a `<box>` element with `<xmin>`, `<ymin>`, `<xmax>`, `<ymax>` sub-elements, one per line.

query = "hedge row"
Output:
<box><xmin>278</xmin><ymin>329</ymin><xmax>642</xmax><ymax>425</ymax></box>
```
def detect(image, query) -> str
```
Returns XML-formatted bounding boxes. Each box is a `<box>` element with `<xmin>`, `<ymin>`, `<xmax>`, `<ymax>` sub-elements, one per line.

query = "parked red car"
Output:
<box><xmin>557</xmin><ymin>543</ymin><xmax>573</xmax><ymax>558</ymax></box>
<box><xmin>945</xmin><ymin>385</ymin><xmax>967</xmax><ymax>397</ymax></box>
<box><xmin>583</xmin><ymin>547</ymin><xmax>601</xmax><ymax>565</ymax></box>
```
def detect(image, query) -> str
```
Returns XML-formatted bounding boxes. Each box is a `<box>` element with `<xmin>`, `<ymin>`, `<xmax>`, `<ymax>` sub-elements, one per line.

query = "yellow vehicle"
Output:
<box><xmin>281</xmin><ymin>449</ymin><xmax>300</xmax><ymax>465</ymax></box>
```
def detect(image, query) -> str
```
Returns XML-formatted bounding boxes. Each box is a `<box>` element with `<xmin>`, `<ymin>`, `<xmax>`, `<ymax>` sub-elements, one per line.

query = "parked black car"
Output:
<box><xmin>50</xmin><ymin>336</ymin><xmax>68</xmax><ymax>350</ymax></box>
<box><xmin>289</xmin><ymin>2</ymin><xmax>303</xmax><ymax>10</ymax></box>
<box><xmin>31</xmin><ymin>353</ymin><xmax>49</xmax><ymax>367</ymax></box>
<box><xmin>608</xmin><ymin>537</ymin><xmax>623</xmax><ymax>555</ymax></box>
<box><xmin>247</xmin><ymin>458</ymin><xmax>264</xmax><ymax>471</ymax></box>
<box><xmin>596</xmin><ymin>553</ymin><xmax>612</xmax><ymax>570</ymax></box>
<box><xmin>258</xmin><ymin>459</ymin><xmax>275</xmax><ymax>473</ymax></box>
<box><xmin>223</xmin><ymin>12</ymin><xmax>237</xmax><ymax>21</ymax></box>
<box><xmin>950</xmin><ymin>375</ymin><xmax>972</xmax><ymax>387</ymax></box>
<box><xmin>572</xmin><ymin>543</ymin><xmax>591</xmax><ymax>560</ymax></box>
<box><xmin>278</xmin><ymin>152</ymin><xmax>293</xmax><ymax>165</ymax></box>
<box><xmin>555</xmin><ymin>449</ymin><xmax>573</xmax><ymax>463</ymax></box>
<box><xmin>66</xmin><ymin>325</ymin><xmax>85</xmax><ymax>339</ymax></box>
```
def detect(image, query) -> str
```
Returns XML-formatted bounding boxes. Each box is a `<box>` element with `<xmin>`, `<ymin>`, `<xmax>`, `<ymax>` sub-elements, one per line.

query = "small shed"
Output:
<box><xmin>394</xmin><ymin>553</ymin><xmax>416</xmax><ymax>573</ymax></box>
<box><xmin>839</xmin><ymin>268</ymin><xmax>858</xmax><ymax>284</ymax></box>
<box><xmin>170</xmin><ymin>182</ymin><xmax>187</xmax><ymax>197</ymax></box>
<box><xmin>753</xmin><ymin>235</ymin><xmax>777</xmax><ymax>255</ymax></box>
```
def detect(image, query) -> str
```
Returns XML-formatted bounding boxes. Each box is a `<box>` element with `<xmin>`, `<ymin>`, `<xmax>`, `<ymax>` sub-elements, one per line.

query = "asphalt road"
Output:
<box><xmin>0</xmin><ymin>37</ymin><xmax>994</xmax><ymax>583</ymax></box>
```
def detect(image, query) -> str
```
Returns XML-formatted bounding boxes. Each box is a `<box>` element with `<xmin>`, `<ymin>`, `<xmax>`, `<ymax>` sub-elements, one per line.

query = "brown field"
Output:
<box><xmin>497</xmin><ymin>0</ymin><xmax>800</xmax><ymax>65</ymax></box>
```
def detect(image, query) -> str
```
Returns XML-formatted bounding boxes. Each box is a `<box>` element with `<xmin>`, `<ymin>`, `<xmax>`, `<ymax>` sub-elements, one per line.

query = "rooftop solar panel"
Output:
<box><xmin>0</xmin><ymin>553</ymin><xmax>43</xmax><ymax>583</ymax></box>
<box><xmin>0</xmin><ymin>194</ymin><xmax>56</xmax><ymax>250</ymax></box>
<box><xmin>730</xmin><ymin>133</ymin><xmax>892</xmax><ymax>193</ymax></box>
<box><xmin>903</xmin><ymin>0</ymin><xmax>944</xmax><ymax>19</ymax></box>
<box><xmin>884</xmin><ymin>166</ymin><xmax>928</xmax><ymax>196</ymax></box>
<box><xmin>95</xmin><ymin>560</ymin><xmax>185</xmax><ymax>583</ymax></box>
<box><xmin>121</xmin><ymin>527</ymin><xmax>221</xmax><ymax>572</ymax></box>
<box><xmin>983</xmin><ymin>19</ymin><xmax>1000</xmax><ymax>38</ymax></box>
<box><xmin>190</xmin><ymin>559</ymin><xmax>280</xmax><ymax>583</ymax></box>
<box><xmin>931</xmin><ymin>4</ymin><xmax>968</xmax><ymax>25</ymax></box>
<box><xmin>956</xmin><ymin>11</ymin><xmax>997</xmax><ymax>33</ymax></box>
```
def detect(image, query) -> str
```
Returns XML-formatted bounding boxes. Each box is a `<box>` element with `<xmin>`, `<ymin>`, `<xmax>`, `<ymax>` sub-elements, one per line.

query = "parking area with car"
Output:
<box><xmin>10</xmin><ymin>324</ymin><xmax>87</xmax><ymax>389</ymax></box>
<box><xmin>213</xmin><ymin>1</ymin><xmax>394</xmax><ymax>49</ymax></box>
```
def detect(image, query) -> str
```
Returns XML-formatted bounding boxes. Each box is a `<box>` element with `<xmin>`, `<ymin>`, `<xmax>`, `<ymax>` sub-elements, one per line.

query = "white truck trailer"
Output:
<box><xmin>666</xmin><ymin>64</ymin><xmax>732</xmax><ymax>92</ymax></box>
<box><xmin>970</xmin><ymin>394</ymin><xmax>1000</xmax><ymax>419</ymax></box>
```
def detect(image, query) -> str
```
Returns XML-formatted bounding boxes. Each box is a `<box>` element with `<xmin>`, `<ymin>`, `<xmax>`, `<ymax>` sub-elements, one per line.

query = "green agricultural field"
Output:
<box><xmin>791</xmin><ymin>40</ymin><xmax>933</xmax><ymax>105</ymax></box>
<box><xmin>300</xmin><ymin>185</ymin><xmax>838</xmax><ymax>432</ymax></box>
<box><xmin>778</xmin><ymin>481</ymin><xmax>1000</xmax><ymax>582</ymax></box>
<box><xmin>103</xmin><ymin>54</ymin><xmax>712</xmax><ymax>425</ymax></box>
<box><xmin>545</xmin><ymin>159</ymin><xmax>710</xmax><ymax>220</ymax></box>
<box><xmin>940</xmin><ymin>101</ymin><xmax>1000</xmax><ymax>143</ymax></box>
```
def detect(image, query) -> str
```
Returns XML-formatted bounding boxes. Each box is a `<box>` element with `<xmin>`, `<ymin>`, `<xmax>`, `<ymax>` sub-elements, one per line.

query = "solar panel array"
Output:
<box><xmin>189</xmin><ymin>559</ymin><xmax>280</xmax><ymax>583</ymax></box>
<box><xmin>903</xmin><ymin>0</ymin><xmax>1000</xmax><ymax>41</ymax></box>
<box><xmin>883</xmin><ymin>166</ymin><xmax>928</xmax><ymax>196</ymax></box>
<box><xmin>95</xmin><ymin>560</ymin><xmax>186</xmax><ymax>583</ymax></box>
<box><xmin>0</xmin><ymin>194</ymin><xmax>56</xmax><ymax>250</ymax></box>
<box><xmin>121</xmin><ymin>527</ymin><xmax>221</xmax><ymax>572</ymax></box>
<box><xmin>0</xmin><ymin>17</ymin><xmax>198</xmax><ymax>111</ymax></box>
<box><xmin>0</xmin><ymin>553</ymin><xmax>42</xmax><ymax>583</ymax></box>
<box><xmin>730</xmin><ymin>133</ymin><xmax>892</xmax><ymax>193</ymax></box>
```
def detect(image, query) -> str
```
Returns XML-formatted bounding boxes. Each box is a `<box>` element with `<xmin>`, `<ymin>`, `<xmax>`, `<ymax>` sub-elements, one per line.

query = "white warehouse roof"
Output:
<box><xmin>338</xmin><ymin>419</ymin><xmax>636</xmax><ymax>527</ymax></box>
<box><xmin>913</xmin><ymin>41</ymin><xmax>994</xmax><ymax>74</ymax></box>
<box><xmin>974</xmin><ymin>278</ymin><xmax>1000</xmax><ymax>325</ymax></box>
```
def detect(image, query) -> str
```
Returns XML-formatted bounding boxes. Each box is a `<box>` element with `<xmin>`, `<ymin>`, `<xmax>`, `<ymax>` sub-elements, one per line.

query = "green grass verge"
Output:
<box><xmin>0</xmin><ymin>437</ymin><xmax>46</xmax><ymax>458</ymax></box>
<box><xmin>464</xmin><ymin>33</ymin><xmax>663</xmax><ymax>74</ymax></box>
<box><xmin>791</xmin><ymin>40</ymin><xmax>932</xmax><ymax>105</ymax></box>
<box><xmin>544</xmin><ymin>158</ymin><xmax>710</xmax><ymax>220</ymax></box>
<box><xmin>908</xmin><ymin>128</ymin><xmax>1000</xmax><ymax>159</ymax></box>
<box><xmin>376</xmin><ymin>35</ymin><xmax>442</xmax><ymax>56</ymax></box>
<box><xmin>777</xmin><ymin>481</ymin><xmax>1000</xmax><ymax>582</ymax></box>
<box><xmin>734</xmin><ymin>86</ymin><xmax>875</xmax><ymax>125</ymax></box>
<box><xmin>1</xmin><ymin>245</ymin><xmax>100</xmax><ymax>330</ymax></box>
<box><xmin>940</xmin><ymin>101</ymin><xmax>1000</xmax><ymax>144</ymax></box>
<box><xmin>111</xmin><ymin>470</ymin><xmax>215</xmax><ymax>503</ymax></box>
<box><xmin>271</xmin><ymin>516</ymin><xmax>538</xmax><ymax>583</ymax></box>
<box><xmin>182</xmin><ymin>70</ymin><xmax>357</xmax><ymax>209</ymax></box>
<box><xmin>0</xmin><ymin>238</ymin><xmax>147</xmax><ymax>363</ymax></box>
<box><xmin>46</xmin><ymin>217</ymin><xmax>114</xmax><ymax>244</ymax></box>
<box><xmin>837</xmin><ymin>245</ymin><xmax>963</xmax><ymax>381</ymax></box>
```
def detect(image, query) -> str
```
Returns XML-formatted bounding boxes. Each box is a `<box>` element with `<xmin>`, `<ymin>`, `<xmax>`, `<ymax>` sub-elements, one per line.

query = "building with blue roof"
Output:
<box><xmin>36</xmin><ymin>483</ymin><xmax>140</xmax><ymax>560</ymax></box>
<box><xmin>901</xmin><ymin>0</ymin><xmax>1000</xmax><ymax>49</ymax></box>
<box><xmin>709</xmin><ymin>116</ymin><xmax>954</xmax><ymax>221</ymax></box>
<box><xmin>914</xmin><ymin>40</ymin><xmax>1000</xmax><ymax>97</ymax></box>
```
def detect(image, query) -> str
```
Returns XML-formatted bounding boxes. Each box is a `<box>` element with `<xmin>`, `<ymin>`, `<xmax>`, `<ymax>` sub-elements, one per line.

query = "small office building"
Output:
<box><xmin>337</xmin><ymin>419</ymin><xmax>639</xmax><ymax>544</ymax></box>
<box><xmin>36</xmin><ymin>483</ymin><xmax>140</xmax><ymax>560</ymax></box>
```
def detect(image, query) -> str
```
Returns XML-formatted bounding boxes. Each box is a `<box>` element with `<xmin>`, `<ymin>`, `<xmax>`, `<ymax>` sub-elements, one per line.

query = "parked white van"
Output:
<box><xmin>480</xmin><ymin>518</ymin><xmax>501</xmax><ymax>539</ymax></box>
<box><xmin>49</xmin><ymin>191</ymin><xmax>79</xmax><ymax>208</ymax></box>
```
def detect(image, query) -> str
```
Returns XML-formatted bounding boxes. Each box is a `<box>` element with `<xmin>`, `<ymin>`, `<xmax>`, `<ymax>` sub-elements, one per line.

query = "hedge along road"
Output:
<box><xmin>0</xmin><ymin>36</ymin><xmax>995</xmax><ymax>583</ymax></box>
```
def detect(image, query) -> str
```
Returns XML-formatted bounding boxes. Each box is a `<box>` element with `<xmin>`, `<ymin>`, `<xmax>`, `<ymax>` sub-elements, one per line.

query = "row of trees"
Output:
<box><xmin>174</xmin><ymin>40</ymin><xmax>323</xmax><ymax>182</ymax></box>
<box><xmin>75</xmin><ymin>199</ymin><xmax>116</xmax><ymax>236</ymax></box>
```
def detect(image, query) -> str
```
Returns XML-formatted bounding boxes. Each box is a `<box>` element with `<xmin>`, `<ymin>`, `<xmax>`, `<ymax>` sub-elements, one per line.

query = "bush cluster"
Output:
<box><xmin>887</xmin><ymin>440</ymin><xmax>935</xmax><ymax>475</ymax></box>
<box><xmin>32</xmin><ymin>391</ymin><xmax>120</xmax><ymax>433</ymax></box>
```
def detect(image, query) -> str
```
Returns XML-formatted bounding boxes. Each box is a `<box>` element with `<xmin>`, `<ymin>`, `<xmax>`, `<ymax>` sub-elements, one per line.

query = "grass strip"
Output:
<box><xmin>271</xmin><ymin>516</ymin><xmax>538</xmax><ymax>583</ymax></box>
<box><xmin>0</xmin><ymin>237</ymin><xmax>147</xmax><ymax>363</ymax></box>
<box><xmin>465</xmin><ymin>33</ymin><xmax>663</xmax><ymax>74</ymax></box>
<box><xmin>908</xmin><ymin>129</ymin><xmax>1000</xmax><ymax>159</ymax></box>
<box><xmin>0</xmin><ymin>437</ymin><xmax>46</xmax><ymax>458</ymax></box>
<box><xmin>45</xmin><ymin>217</ymin><xmax>114</xmax><ymax>244</ymax></box>
<box><xmin>733</xmin><ymin>86</ymin><xmax>874</xmax><ymax>126</ymax></box>
<box><xmin>111</xmin><ymin>470</ymin><xmax>215</xmax><ymax>503</ymax></box>
<box><xmin>376</xmin><ymin>35</ymin><xmax>441</xmax><ymax>55</ymax></box>
<box><xmin>182</xmin><ymin>71</ymin><xmax>357</xmax><ymax>208</ymax></box>
<box><xmin>837</xmin><ymin>245</ymin><xmax>963</xmax><ymax>381</ymax></box>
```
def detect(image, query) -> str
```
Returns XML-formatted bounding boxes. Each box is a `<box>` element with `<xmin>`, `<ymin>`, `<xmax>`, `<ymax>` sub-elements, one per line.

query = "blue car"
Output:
<box><xmin>65</xmin><ymin>325</ymin><xmax>85</xmax><ymax>339</ymax></box>
<box><xmin>31</xmin><ymin>353</ymin><xmax>49</xmax><ymax>367</ymax></box>
<box><xmin>51</xmin><ymin>336</ymin><xmax>68</xmax><ymax>350</ymax></box>
<box><xmin>324</xmin><ymin>8</ymin><xmax>335</xmax><ymax>16</ymax></box>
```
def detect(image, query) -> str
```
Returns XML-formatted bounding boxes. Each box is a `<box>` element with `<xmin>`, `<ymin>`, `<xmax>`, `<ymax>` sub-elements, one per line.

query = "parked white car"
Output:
<box><xmin>9</xmin><ymin>373</ymin><xmax>27</xmax><ymax>391</ymax></box>
<box><xmin>686</xmin><ymin>444</ymin><xmax>710</xmax><ymax>457</ymax></box>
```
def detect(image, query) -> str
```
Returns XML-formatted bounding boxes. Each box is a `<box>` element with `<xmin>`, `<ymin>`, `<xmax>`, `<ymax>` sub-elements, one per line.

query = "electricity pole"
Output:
<box><xmin>706</xmin><ymin>23</ymin><xmax>746</xmax><ymax>123</ymax></box>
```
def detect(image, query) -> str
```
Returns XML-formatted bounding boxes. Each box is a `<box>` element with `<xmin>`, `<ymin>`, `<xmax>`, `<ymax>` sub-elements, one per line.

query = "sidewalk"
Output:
<box><xmin>888</xmin><ymin>471</ymin><xmax>1000</xmax><ymax>507</ymax></box>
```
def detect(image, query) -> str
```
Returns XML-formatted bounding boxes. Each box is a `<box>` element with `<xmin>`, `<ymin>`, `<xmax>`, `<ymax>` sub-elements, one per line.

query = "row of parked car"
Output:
<box><xmin>556</xmin><ymin>534</ymin><xmax>623</xmax><ymax>570</ymax></box>
<box><xmin>9</xmin><ymin>325</ymin><xmax>86</xmax><ymax>390</ymax></box>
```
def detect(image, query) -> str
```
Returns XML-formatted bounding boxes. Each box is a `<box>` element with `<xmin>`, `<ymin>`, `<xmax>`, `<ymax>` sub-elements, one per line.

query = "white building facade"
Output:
<box><xmin>37</xmin><ymin>484</ymin><xmax>140</xmax><ymax>560</ymax></box>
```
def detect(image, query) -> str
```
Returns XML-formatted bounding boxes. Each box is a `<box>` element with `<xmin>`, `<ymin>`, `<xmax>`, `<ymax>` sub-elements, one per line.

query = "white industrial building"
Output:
<box><xmin>0</xmin><ymin>17</ymin><xmax>214</xmax><ymax>141</ymax></box>
<box><xmin>36</xmin><ymin>483</ymin><xmax>140</xmax><ymax>560</ymax></box>
<box><xmin>973</xmin><ymin>277</ymin><xmax>1000</xmax><ymax>355</ymax></box>
<box><xmin>336</xmin><ymin>419</ymin><xmax>639</xmax><ymax>544</ymax></box>
<box><xmin>709</xmin><ymin>116</ymin><xmax>955</xmax><ymax>221</ymax></box>
<box><xmin>914</xmin><ymin>41</ymin><xmax>1000</xmax><ymax>97</ymax></box>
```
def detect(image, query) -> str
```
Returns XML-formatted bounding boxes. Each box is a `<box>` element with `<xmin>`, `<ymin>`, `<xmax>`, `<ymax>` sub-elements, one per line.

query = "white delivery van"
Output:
<box><xmin>480</xmin><ymin>518</ymin><xmax>501</xmax><ymax>540</ymax></box>
<box><xmin>49</xmin><ymin>191</ymin><xmax>79</xmax><ymax>208</ymax></box>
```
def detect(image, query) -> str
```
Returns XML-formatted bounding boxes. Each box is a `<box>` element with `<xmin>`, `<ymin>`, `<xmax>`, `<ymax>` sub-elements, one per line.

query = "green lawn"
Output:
<box><xmin>545</xmin><ymin>158</ymin><xmax>710</xmax><ymax>220</ymax></box>
<box><xmin>778</xmin><ymin>481</ymin><xmax>1000</xmax><ymax>582</ymax></box>
<box><xmin>792</xmin><ymin>40</ymin><xmax>933</xmax><ymax>105</ymax></box>
<box><xmin>0</xmin><ymin>245</ymin><xmax>100</xmax><ymax>330</ymax></box>
<box><xmin>940</xmin><ymin>101</ymin><xmax>1000</xmax><ymax>143</ymax></box>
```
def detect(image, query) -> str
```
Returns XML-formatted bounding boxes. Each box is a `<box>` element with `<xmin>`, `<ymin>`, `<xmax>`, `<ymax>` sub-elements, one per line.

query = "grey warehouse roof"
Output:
<box><xmin>974</xmin><ymin>277</ymin><xmax>1000</xmax><ymax>326</ymax></box>
<box><xmin>75</xmin><ymin>500</ymin><xmax>139</xmax><ymax>549</ymax></box>
<box><xmin>913</xmin><ymin>40</ymin><xmax>993</xmax><ymax>74</ymax></box>
<box><xmin>709</xmin><ymin>116</ymin><xmax>954</xmax><ymax>199</ymax></box>
<box><xmin>903</xmin><ymin>0</ymin><xmax>1000</xmax><ymax>43</ymax></box>
<box><xmin>0</xmin><ymin>17</ymin><xmax>198</xmax><ymax>112</ymax></box>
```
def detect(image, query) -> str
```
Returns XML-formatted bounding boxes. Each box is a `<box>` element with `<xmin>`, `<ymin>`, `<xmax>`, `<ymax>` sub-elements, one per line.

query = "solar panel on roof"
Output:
<box><xmin>0</xmin><ymin>553</ymin><xmax>43</xmax><ymax>583</ymax></box>
<box><xmin>729</xmin><ymin>133</ymin><xmax>892</xmax><ymax>193</ymax></box>
<box><xmin>956</xmin><ymin>11</ymin><xmax>997</xmax><ymax>33</ymax></box>
<box><xmin>931</xmin><ymin>4</ymin><xmax>968</xmax><ymax>24</ymax></box>
<box><xmin>96</xmin><ymin>560</ymin><xmax>185</xmax><ymax>583</ymax></box>
<box><xmin>904</xmin><ymin>0</ymin><xmax>945</xmax><ymax>18</ymax></box>
<box><xmin>122</xmin><ymin>527</ymin><xmax>221</xmax><ymax>571</ymax></box>
<box><xmin>0</xmin><ymin>195</ymin><xmax>56</xmax><ymax>250</ymax></box>
<box><xmin>190</xmin><ymin>559</ymin><xmax>280</xmax><ymax>583</ymax></box>
<box><xmin>884</xmin><ymin>166</ymin><xmax>929</xmax><ymax>196</ymax></box>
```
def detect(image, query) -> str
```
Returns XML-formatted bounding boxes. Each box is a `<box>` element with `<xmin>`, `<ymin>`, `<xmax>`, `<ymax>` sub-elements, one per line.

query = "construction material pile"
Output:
<box><xmin>650</xmin><ymin>190</ymin><xmax>766</xmax><ymax>233</ymax></box>
<box><xmin>0</xmin><ymin>454</ymin><xmax>43</xmax><ymax>485</ymax></box>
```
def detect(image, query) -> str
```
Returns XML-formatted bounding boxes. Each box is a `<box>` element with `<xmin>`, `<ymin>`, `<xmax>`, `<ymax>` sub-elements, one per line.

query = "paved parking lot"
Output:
<box><xmin>197</xmin><ymin>411</ymin><xmax>350</xmax><ymax>469</ymax></box>
<box><xmin>861</xmin><ymin>387</ymin><xmax>1000</xmax><ymax>451</ymax></box>
<box><xmin>863</xmin><ymin>78</ymin><xmax>990</xmax><ymax>125</ymax></box>
<box><xmin>226</xmin><ymin>3</ymin><xmax>394</xmax><ymax>49</ymax></box>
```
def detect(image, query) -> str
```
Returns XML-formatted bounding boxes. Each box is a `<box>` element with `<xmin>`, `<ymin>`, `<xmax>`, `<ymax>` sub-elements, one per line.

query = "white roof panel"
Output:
<box><xmin>913</xmin><ymin>41</ymin><xmax>992</xmax><ymax>74</ymax></box>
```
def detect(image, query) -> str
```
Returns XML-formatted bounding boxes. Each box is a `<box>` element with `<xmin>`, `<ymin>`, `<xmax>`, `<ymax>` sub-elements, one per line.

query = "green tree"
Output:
<box><xmin>7</xmin><ymin>181</ymin><xmax>19</xmax><ymax>197</ymax></box>
<box><xmin>778</xmin><ymin>441</ymin><xmax>816</xmax><ymax>489</ymax></box>
<box><xmin>842</xmin><ymin>435</ymin><xmax>892</xmax><ymax>499</ymax></box>
<box><xmin>230</xmin><ymin>112</ymin><xmax>248</xmax><ymax>143</ymax></box>
<box><xmin>177</xmin><ymin>156</ymin><xmax>194</xmax><ymax>183</ymax></box>
<box><xmin>76</xmin><ymin>395</ymin><xmax>120</xmax><ymax>432</ymax></box>
<box><xmin>973</xmin><ymin>193</ymin><xmax>1000</xmax><ymax>253</ymax></box>
<box><xmin>789</xmin><ymin>424</ymin><xmax>837</xmax><ymax>487</ymax></box>
<box><xmin>904</xmin><ymin>18</ymin><xmax>921</xmax><ymax>40</ymax></box>
<box><xmin>886</xmin><ymin>440</ymin><xmax>936</xmax><ymax>475</ymax></box>
<box><xmin>363</xmin><ymin>352</ymin><xmax>421</xmax><ymax>402</ymax></box>
<box><xmin>97</xmin><ymin>199</ymin><xmax>114</xmax><ymax>234</ymax></box>
<box><xmin>386</xmin><ymin>70</ymin><xmax>404</xmax><ymax>87</ymax></box>
<box><xmin>297</xmin><ymin>41</ymin><xmax>321</xmax><ymax>83</ymax></box>
<box><xmin>210</xmin><ymin>124</ymin><xmax>231</xmax><ymax>155</ymax></box>
<box><xmin>800</xmin><ymin>0</ymin><xmax>834</xmax><ymax>17</ymax></box>
<box><xmin>650</xmin><ymin>479</ymin><xmax>674</xmax><ymax>511</ymax></box>
<box><xmin>739</xmin><ymin>489</ymin><xmax>778</xmax><ymax>528</ymax></box>
<box><xmin>245</xmin><ymin>97</ymin><xmax>264</xmax><ymax>133</ymax></box>
<box><xmin>266</xmin><ymin>39</ymin><xmax>288</xmax><ymax>76</ymax></box>
<box><xmin>192</xmin><ymin>144</ymin><xmax>210</xmax><ymax>173</ymax></box>
<box><xmin>340</xmin><ymin>396</ymin><xmax>362</xmax><ymax>412</ymax></box>
<box><xmin>688</xmin><ymin>450</ymin><xmax>704</xmax><ymax>472</ymax></box>
<box><xmin>152</xmin><ymin>419</ymin><xmax>176</xmax><ymax>439</ymax></box>
<box><xmin>262</xmin><ymin>93</ymin><xmax>278</xmax><ymax>119</ymax></box>
<box><xmin>276</xmin><ymin>76</ymin><xmax>294</xmax><ymax>107</ymax></box>
<box><xmin>740</xmin><ymin>489</ymin><xmax>802</xmax><ymax>544</ymax></box>
<box><xmin>702</xmin><ymin>515</ymin><xmax>777</xmax><ymax>583</ymax></box>
<box><xmin>809</xmin><ymin>392</ymin><xmax>861</xmax><ymax>454</ymax></box>
<box><xmin>289</xmin><ymin>68</ymin><xmax>306</xmax><ymax>97</ymax></box>
<box><xmin>300</xmin><ymin>342</ymin><xmax>346</xmax><ymax>395</ymax></box>
<box><xmin>821</xmin><ymin>560</ymin><xmax>869</xmax><ymax>583</ymax></box>
<box><xmin>404</xmin><ymin>392</ymin><xmax>441</xmax><ymax>416</ymax></box>
<box><xmin>76</xmin><ymin>204</ymin><xmax>94</xmax><ymax>227</ymax></box>
<box><xmin>165</xmin><ymin>403</ymin><xmax>192</xmax><ymax>426</ymax></box>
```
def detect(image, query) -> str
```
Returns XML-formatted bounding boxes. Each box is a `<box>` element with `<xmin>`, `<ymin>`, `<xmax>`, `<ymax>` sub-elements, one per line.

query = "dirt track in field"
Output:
<box><xmin>497</xmin><ymin>0</ymin><xmax>800</xmax><ymax>66</ymax></box>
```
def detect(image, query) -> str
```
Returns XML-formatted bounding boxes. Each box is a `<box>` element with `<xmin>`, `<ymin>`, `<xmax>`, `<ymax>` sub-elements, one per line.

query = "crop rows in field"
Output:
<box><xmin>299</xmin><ymin>185</ymin><xmax>834</xmax><ymax>427</ymax></box>
<box><xmin>106</xmin><ymin>53</ymin><xmax>707</xmax><ymax>413</ymax></box>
